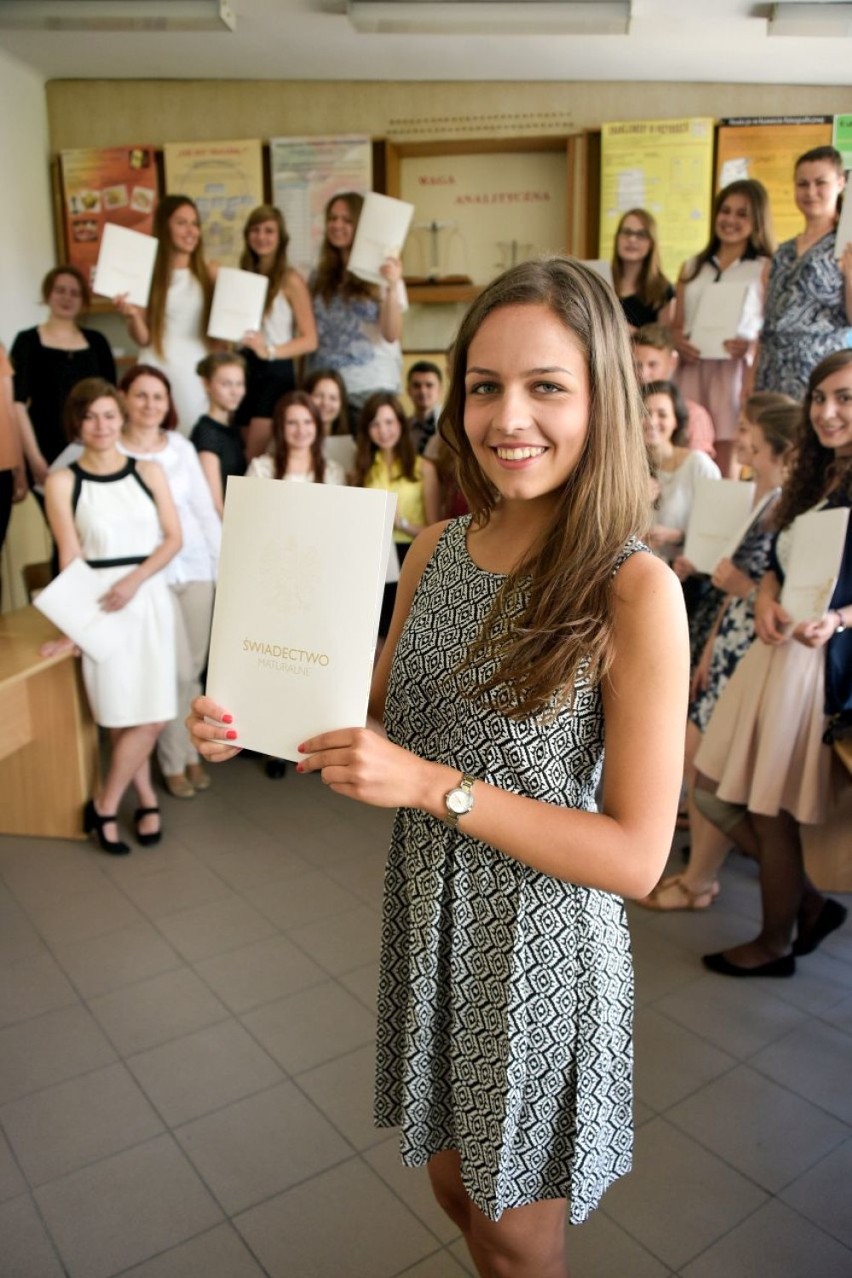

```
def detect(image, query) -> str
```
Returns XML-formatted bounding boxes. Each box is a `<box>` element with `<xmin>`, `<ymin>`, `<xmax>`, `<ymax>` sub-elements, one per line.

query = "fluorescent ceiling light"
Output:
<box><xmin>768</xmin><ymin>2</ymin><xmax>852</xmax><ymax>36</ymax></box>
<box><xmin>347</xmin><ymin>1</ymin><xmax>631</xmax><ymax>36</ymax></box>
<box><xmin>0</xmin><ymin>0</ymin><xmax>236</xmax><ymax>31</ymax></box>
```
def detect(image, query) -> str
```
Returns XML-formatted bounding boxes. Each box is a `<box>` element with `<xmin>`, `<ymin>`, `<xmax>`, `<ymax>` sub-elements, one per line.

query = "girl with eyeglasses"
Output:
<box><xmin>610</xmin><ymin>208</ymin><xmax>675</xmax><ymax>332</ymax></box>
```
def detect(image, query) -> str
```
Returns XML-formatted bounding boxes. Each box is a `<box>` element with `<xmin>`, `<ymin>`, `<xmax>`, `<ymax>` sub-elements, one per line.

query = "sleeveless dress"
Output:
<box><xmin>138</xmin><ymin>268</ymin><xmax>208</xmax><ymax>435</ymax></box>
<box><xmin>375</xmin><ymin>519</ymin><xmax>640</xmax><ymax>1225</ymax></box>
<box><xmin>71</xmin><ymin>460</ymin><xmax>176</xmax><ymax>728</ymax></box>
<box><xmin>756</xmin><ymin>232</ymin><xmax>851</xmax><ymax>400</ymax></box>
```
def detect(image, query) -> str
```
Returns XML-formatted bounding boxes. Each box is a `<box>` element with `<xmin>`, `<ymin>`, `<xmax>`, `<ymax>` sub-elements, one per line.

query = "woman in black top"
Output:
<box><xmin>610</xmin><ymin>209</ymin><xmax>675</xmax><ymax>332</ymax></box>
<box><xmin>190</xmin><ymin>353</ymin><xmax>247</xmax><ymax>516</ymax></box>
<box><xmin>11</xmin><ymin>265</ymin><xmax>115</xmax><ymax>491</ymax></box>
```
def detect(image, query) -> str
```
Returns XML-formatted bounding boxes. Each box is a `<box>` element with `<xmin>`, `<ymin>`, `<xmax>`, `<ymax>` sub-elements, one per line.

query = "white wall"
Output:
<box><xmin>0</xmin><ymin>47</ymin><xmax>53</xmax><ymax>346</ymax></box>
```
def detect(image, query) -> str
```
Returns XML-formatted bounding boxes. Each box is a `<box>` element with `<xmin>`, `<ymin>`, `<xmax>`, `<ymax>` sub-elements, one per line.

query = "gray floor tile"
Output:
<box><xmin>35</xmin><ymin>1134</ymin><xmax>222</xmax><ymax>1278</ymax></box>
<box><xmin>629</xmin><ymin>925</ymin><xmax>706</xmax><ymax>1006</ymax></box>
<box><xmin>0</xmin><ymin>1128</ymin><xmax>26</xmax><ymax>1203</ymax></box>
<box><xmin>0</xmin><ymin>906</ymin><xmax>44</xmax><ymax>964</ymax></box>
<box><xmin>119</xmin><ymin>1222</ymin><xmax>268</xmax><ymax>1277</ymax></box>
<box><xmin>666</xmin><ymin>1063</ymin><xmax>849</xmax><ymax>1192</ymax></box>
<box><xmin>766</xmin><ymin>950</ymin><xmax>852</xmax><ymax>1015</ymax></box>
<box><xmin>779</xmin><ymin>1137</ymin><xmax>852</xmax><ymax>1248</ymax></box>
<box><xmin>0</xmin><ymin>1062</ymin><xmax>163</xmax><ymax>1187</ymax></box>
<box><xmin>203</xmin><ymin>842</ymin><xmax>309</xmax><ymax>891</ymax></box>
<box><xmin>242</xmin><ymin>979</ymin><xmax>375</xmax><ymax>1074</ymax></box>
<box><xmin>750</xmin><ymin>1020</ymin><xmax>852</xmax><ymax>1123</ymax></box>
<box><xmin>53</xmin><ymin>922</ymin><xmax>182</xmax><ymax>1000</ymax></box>
<box><xmin>654</xmin><ymin>971</ymin><xmax>808</xmax><ymax>1059</ymax></box>
<box><xmin>234</xmin><ymin>1156</ymin><xmax>439</xmax><ymax>1278</ymax></box>
<box><xmin>633</xmin><ymin>1008</ymin><xmax>737</xmax><ymax>1112</ymax></box>
<box><xmin>396</xmin><ymin>1252</ymin><xmax>471</xmax><ymax>1277</ymax></box>
<box><xmin>1</xmin><ymin>852</ymin><xmax>108</xmax><ymax>912</ymax></box>
<box><xmin>194</xmin><ymin>933</ymin><xmax>325</xmax><ymax>1014</ymax></box>
<box><xmin>0</xmin><ymin>949</ymin><xmax>78</xmax><ymax>1028</ymax></box>
<box><xmin>447</xmin><ymin>1239</ymin><xmax>476</xmax><ymax>1275</ymax></box>
<box><xmin>602</xmin><ymin>1117</ymin><xmax>767</xmax><ymax>1270</ymax></box>
<box><xmin>22</xmin><ymin>883</ymin><xmax>145</xmax><ymax>947</ymax></box>
<box><xmin>818</xmin><ymin>990</ymin><xmax>852</xmax><ymax>1036</ymax></box>
<box><xmin>155</xmin><ymin>894</ymin><xmax>277</xmax><ymax>963</ymax></box>
<box><xmin>286</xmin><ymin>904</ymin><xmax>382</xmax><ymax>976</ymax></box>
<box><xmin>119</xmin><ymin>863</ymin><xmax>231</xmax><ymax>919</ymax></box>
<box><xmin>175</xmin><ymin>1080</ymin><xmax>350</xmax><ymax>1214</ymax></box>
<box><xmin>245</xmin><ymin>869</ymin><xmax>363</xmax><ymax>930</ymax></box>
<box><xmin>298</xmin><ymin>1044</ymin><xmax>385</xmax><ymax>1150</ymax></box>
<box><xmin>363</xmin><ymin>1137</ymin><xmax>462</xmax><ymax>1246</ymax></box>
<box><xmin>89</xmin><ymin>966</ymin><xmax>229</xmax><ymax>1056</ymax></box>
<box><xmin>570</xmin><ymin>1207</ymin><xmax>670</xmax><ymax>1277</ymax></box>
<box><xmin>0</xmin><ymin>1005</ymin><xmax>116</xmax><ymax>1105</ymax></box>
<box><xmin>127</xmin><ymin>1019</ymin><xmax>284</xmax><ymax>1126</ymax></box>
<box><xmin>681</xmin><ymin>1197</ymin><xmax>852</xmax><ymax>1278</ymax></box>
<box><xmin>0</xmin><ymin>1193</ymin><xmax>66</xmax><ymax>1277</ymax></box>
<box><xmin>340</xmin><ymin>960</ymin><xmax>380</xmax><ymax>1014</ymax></box>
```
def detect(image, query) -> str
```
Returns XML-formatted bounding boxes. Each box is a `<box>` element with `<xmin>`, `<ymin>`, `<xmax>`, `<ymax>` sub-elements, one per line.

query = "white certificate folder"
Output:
<box><xmin>780</xmin><ymin>507</ymin><xmax>850</xmax><ymax>626</ymax></box>
<box><xmin>683</xmin><ymin>478</ymin><xmax>756</xmax><ymax>574</ymax></box>
<box><xmin>206</xmin><ymin>477</ymin><xmax>396</xmax><ymax>760</ymax></box>
<box><xmin>92</xmin><ymin>223</ymin><xmax>157</xmax><ymax>308</ymax></box>
<box><xmin>207</xmin><ymin>267</ymin><xmax>268</xmax><ymax>342</ymax></box>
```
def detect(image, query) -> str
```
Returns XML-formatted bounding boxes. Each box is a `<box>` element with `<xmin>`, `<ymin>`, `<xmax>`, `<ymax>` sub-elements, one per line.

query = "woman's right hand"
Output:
<box><xmin>711</xmin><ymin>558</ymin><xmax>753</xmax><ymax>598</ymax></box>
<box><xmin>186</xmin><ymin>694</ymin><xmax>242</xmax><ymax>762</ymax></box>
<box><xmin>755</xmin><ymin>595</ymin><xmax>791</xmax><ymax>645</ymax></box>
<box><xmin>113</xmin><ymin>293</ymin><xmax>139</xmax><ymax>320</ymax></box>
<box><xmin>674</xmin><ymin>333</ymin><xmax>701</xmax><ymax>364</ymax></box>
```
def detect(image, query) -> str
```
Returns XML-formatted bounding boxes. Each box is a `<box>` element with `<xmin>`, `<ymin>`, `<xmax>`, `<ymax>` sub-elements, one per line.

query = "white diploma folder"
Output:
<box><xmin>33</xmin><ymin>558</ymin><xmax>129</xmax><ymax>662</ymax></box>
<box><xmin>683</xmin><ymin>478</ymin><xmax>756</xmax><ymax>574</ymax></box>
<box><xmin>206</xmin><ymin>477</ymin><xmax>396</xmax><ymax>760</ymax></box>
<box><xmin>207</xmin><ymin>267</ymin><xmax>268</xmax><ymax>342</ymax></box>
<box><xmin>348</xmin><ymin>192</ymin><xmax>415</xmax><ymax>285</ymax></box>
<box><xmin>689</xmin><ymin>281</ymin><xmax>750</xmax><ymax>360</ymax></box>
<box><xmin>93</xmin><ymin>223</ymin><xmax>157</xmax><ymax>308</ymax></box>
<box><xmin>780</xmin><ymin>507</ymin><xmax>850</xmax><ymax>626</ymax></box>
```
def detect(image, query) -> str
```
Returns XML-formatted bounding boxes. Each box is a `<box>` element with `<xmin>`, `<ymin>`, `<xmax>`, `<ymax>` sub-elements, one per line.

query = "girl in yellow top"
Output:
<box><xmin>352</xmin><ymin>392</ymin><xmax>439</xmax><ymax>634</ymax></box>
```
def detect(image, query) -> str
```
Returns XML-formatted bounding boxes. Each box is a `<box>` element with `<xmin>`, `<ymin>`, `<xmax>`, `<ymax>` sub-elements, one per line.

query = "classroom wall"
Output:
<box><xmin>45</xmin><ymin>79</ymin><xmax>852</xmax><ymax>151</ymax></box>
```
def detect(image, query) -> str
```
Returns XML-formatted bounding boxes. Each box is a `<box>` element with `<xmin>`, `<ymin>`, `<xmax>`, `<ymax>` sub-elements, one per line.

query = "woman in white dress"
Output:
<box><xmin>116</xmin><ymin>195</ymin><xmax>217</xmax><ymax>434</ymax></box>
<box><xmin>119</xmin><ymin>364</ymin><xmax>221</xmax><ymax>799</ymax></box>
<box><xmin>43</xmin><ymin>378</ymin><xmax>181</xmax><ymax>853</ymax></box>
<box><xmin>237</xmin><ymin>205</ymin><xmax>318</xmax><ymax>460</ymax></box>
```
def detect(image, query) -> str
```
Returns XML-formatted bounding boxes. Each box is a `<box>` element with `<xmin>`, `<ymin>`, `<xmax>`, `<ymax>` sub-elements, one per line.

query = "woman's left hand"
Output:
<box><xmin>297</xmin><ymin>726</ymin><xmax>428</xmax><ymax>808</ymax></box>
<box><xmin>379</xmin><ymin>255</ymin><xmax>403</xmax><ymax>285</ymax></box>
<box><xmin>722</xmin><ymin>338</ymin><xmax>750</xmax><ymax>360</ymax></box>
<box><xmin>792</xmin><ymin>614</ymin><xmax>837</xmax><ymax>649</ymax></box>
<box><xmin>99</xmin><ymin>573</ymin><xmax>139</xmax><ymax>612</ymax></box>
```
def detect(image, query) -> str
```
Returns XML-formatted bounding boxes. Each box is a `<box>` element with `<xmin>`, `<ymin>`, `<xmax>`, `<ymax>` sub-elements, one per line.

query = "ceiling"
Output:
<box><xmin>1</xmin><ymin>0</ymin><xmax>851</xmax><ymax>85</ymax></box>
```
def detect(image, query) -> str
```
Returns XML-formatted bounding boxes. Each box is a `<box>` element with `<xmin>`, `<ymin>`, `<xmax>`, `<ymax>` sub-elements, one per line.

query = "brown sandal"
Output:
<box><xmin>638</xmin><ymin>874</ymin><xmax>720</xmax><ymax>912</ymax></box>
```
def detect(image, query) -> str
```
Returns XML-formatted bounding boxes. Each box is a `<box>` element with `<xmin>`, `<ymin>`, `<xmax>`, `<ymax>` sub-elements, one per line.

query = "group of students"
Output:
<box><xmin>0</xmin><ymin>143</ymin><xmax>849</xmax><ymax>1276</ymax></box>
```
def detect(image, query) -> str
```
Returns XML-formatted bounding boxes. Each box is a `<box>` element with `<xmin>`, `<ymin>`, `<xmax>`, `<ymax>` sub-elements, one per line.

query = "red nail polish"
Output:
<box><xmin>222</xmin><ymin>714</ymin><xmax>233</xmax><ymax>724</ymax></box>
<box><xmin>296</xmin><ymin>762</ymin><xmax>303</xmax><ymax>772</ymax></box>
<box><xmin>226</xmin><ymin>729</ymin><xmax>237</xmax><ymax>740</ymax></box>
<box><xmin>297</xmin><ymin>743</ymin><xmax>305</xmax><ymax>752</ymax></box>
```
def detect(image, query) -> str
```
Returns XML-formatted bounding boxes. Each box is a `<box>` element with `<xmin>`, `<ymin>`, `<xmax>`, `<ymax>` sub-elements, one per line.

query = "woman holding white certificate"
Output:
<box><xmin>188</xmin><ymin>258</ymin><xmax>688</xmax><ymax>1276</ymax></box>
<box><xmin>693</xmin><ymin>350</ymin><xmax>852</xmax><ymax>974</ymax></box>
<box><xmin>307</xmin><ymin>192</ymin><xmax>406</xmax><ymax>425</ymax></box>
<box><xmin>44</xmin><ymin>377</ymin><xmax>181</xmax><ymax>853</ymax></box>
<box><xmin>756</xmin><ymin>146</ymin><xmax>852</xmax><ymax>402</ymax></box>
<box><xmin>115</xmin><ymin>195</ymin><xmax>217</xmax><ymax>434</ymax></box>
<box><xmin>672</xmin><ymin>180</ymin><xmax>773</xmax><ymax>478</ymax></box>
<box><xmin>236</xmin><ymin>205</ymin><xmax>318</xmax><ymax>460</ymax></box>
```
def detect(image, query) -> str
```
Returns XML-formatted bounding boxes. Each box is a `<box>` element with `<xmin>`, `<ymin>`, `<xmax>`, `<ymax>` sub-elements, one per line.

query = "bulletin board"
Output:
<box><xmin>163</xmin><ymin>139</ymin><xmax>265</xmax><ymax>268</ymax></box>
<box><xmin>715</xmin><ymin>117</ymin><xmax>833</xmax><ymax>245</ymax></box>
<box><xmin>59</xmin><ymin>145</ymin><xmax>158</xmax><ymax>283</ymax></box>
<box><xmin>599</xmin><ymin>118</ymin><xmax>715</xmax><ymax>279</ymax></box>
<box><xmin>270</xmin><ymin>135</ymin><xmax>373</xmax><ymax>279</ymax></box>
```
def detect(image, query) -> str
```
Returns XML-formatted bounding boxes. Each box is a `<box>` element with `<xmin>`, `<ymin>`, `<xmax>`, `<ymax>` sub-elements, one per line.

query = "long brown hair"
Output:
<box><xmin>773</xmin><ymin>349</ymin><xmax>852</xmax><ymax>530</ymax></box>
<box><xmin>441</xmin><ymin>256</ymin><xmax>650</xmax><ymax>719</ymax></box>
<box><xmin>147</xmin><ymin>195</ymin><xmax>213</xmax><ymax>358</ymax></box>
<box><xmin>240</xmin><ymin>204</ymin><xmax>290</xmax><ymax>316</ymax></box>
<box><xmin>682</xmin><ymin>180</ymin><xmax>775</xmax><ymax>283</ymax></box>
<box><xmin>352</xmin><ymin>393</ymin><xmax>416</xmax><ymax>487</ymax></box>
<box><xmin>302</xmin><ymin>367</ymin><xmax>350</xmax><ymax>436</ymax></box>
<box><xmin>611</xmin><ymin>208</ymin><xmax>672</xmax><ymax>311</ymax></box>
<box><xmin>271</xmin><ymin>391</ymin><xmax>325</xmax><ymax>483</ymax></box>
<box><xmin>311</xmin><ymin>192</ymin><xmax>374</xmax><ymax>304</ymax></box>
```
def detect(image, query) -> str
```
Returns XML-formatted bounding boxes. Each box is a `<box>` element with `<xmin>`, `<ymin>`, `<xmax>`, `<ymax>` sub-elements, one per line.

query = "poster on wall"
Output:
<box><xmin>599</xmin><ymin>118</ymin><xmax>714</xmax><ymax>280</ymax></box>
<box><xmin>398</xmin><ymin>151</ymin><xmax>567</xmax><ymax>285</ymax></box>
<box><xmin>270</xmin><ymin>135</ymin><xmax>372</xmax><ymax>278</ymax></box>
<box><xmin>60</xmin><ymin>145</ymin><xmax>158</xmax><ymax>283</ymax></box>
<box><xmin>163</xmin><ymin>140</ymin><xmax>264</xmax><ymax>268</ymax></box>
<box><xmin>833</xmin><ymin>114</ymin><xmax>852</xmax><ymax>173</ymax></box>
<box><xmin>716</xmin><ymin>118</ymin><xmax>833</xmax><ymax>246</ymax></box>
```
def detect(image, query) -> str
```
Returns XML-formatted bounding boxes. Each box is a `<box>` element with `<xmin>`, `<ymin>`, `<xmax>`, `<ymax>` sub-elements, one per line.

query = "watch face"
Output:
<box><xmin>447</xmin><ymin>788</ymin><xmax>472</xmax><ymax>815</ymax></box>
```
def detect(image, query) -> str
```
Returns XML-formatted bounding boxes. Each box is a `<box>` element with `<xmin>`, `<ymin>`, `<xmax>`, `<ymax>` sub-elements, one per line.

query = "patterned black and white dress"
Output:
<box><xmin>375</xmin><ymin>518</ymin><xmax>639</xmax><ymax>1224</ymax></box>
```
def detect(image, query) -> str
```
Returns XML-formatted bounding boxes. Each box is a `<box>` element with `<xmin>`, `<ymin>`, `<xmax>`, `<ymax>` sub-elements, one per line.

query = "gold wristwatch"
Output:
<box><xmin>444</xmin><ymin>773</ymin><xmax>476</xmax><ymax>828</ymax></box>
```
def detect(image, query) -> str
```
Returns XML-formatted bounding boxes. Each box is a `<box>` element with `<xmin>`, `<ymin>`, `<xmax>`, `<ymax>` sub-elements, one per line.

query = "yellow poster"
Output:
<box><xmin>599</xmin><ymin>118</ymin><xmax>715</xmax><ymax>280</ymax></box>
<box><xmin>716</xmin><ymin>117</ymin><xmax>833</xmax><ymax>246</ymax></box>
<box><xmin>163</xmin><ymin>140</ymin><xmax>264</xmax><ymax>268</ymax></box>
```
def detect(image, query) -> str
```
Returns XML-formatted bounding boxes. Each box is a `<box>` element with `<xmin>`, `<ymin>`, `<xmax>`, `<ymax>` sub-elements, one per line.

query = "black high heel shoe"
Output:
<box><xmin>133</xmin><ymin>806</ymin><xmax>162</xmax><ymax>847</ymax></box>
<box><xmin>83</xmin><ymin>799</ymin><xmax>130</xmax><ymax>856</ymax></box>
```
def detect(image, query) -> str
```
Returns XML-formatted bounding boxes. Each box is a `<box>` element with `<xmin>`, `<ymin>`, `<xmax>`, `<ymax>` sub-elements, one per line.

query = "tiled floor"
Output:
<box><xmin>1</xmin><ymin>756</ymin><xmax>850</xmax><ymax>1277</ymax></box>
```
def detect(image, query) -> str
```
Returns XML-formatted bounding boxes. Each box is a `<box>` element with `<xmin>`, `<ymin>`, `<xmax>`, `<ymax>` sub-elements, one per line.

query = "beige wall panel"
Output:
<box><xmin>46</xmin><ymin>80</ymin><xmax>852</xmax><ymax>152</ymax></box>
